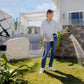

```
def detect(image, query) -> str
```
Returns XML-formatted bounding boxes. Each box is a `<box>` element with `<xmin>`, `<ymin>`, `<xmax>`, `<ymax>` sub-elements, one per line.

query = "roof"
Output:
<box><xmin>0</xmin><ymin>10</ymin><xmax>14</xmax><ymax>37</ymax></box>
<box><xmin>20</xmin><ymin>10</ymin><xmax>58</xmax><ymax>26</ymax></box>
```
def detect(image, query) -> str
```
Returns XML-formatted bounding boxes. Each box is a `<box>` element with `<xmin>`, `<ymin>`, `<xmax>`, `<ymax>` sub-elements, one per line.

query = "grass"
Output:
<box><xmin>9</xmin><ymin>57</ymin><xmax>84</xmax><ymax>84</ymax></box>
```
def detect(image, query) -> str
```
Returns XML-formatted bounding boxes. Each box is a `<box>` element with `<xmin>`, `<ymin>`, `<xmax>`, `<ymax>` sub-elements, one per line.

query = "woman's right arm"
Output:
<box><xmin>40</xmin><ymin>21</ymin><xmax>50</xmax><ymax>41</ymax></box>
<box><xmin>43</xmin><ymin>34</ymin><xmax>50</xmax><ymax>41</ymax></box>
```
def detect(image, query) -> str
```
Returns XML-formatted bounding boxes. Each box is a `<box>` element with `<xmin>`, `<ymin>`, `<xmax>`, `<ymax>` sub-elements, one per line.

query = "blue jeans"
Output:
<box><xmin>41</xmin><ymin>34</ymin><xmax>57</xmax><ymax>68</ymax></box>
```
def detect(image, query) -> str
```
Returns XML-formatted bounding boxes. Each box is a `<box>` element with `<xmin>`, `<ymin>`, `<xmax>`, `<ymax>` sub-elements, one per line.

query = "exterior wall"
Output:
<box><xmin>59</xmin><ymin>0</ymin><xmax>84</xmax><ymax>25</ymax></box>
<box><xmin>55</xmin><ymin>25</ymin><xmax>84</xmax><ymax>58</ymax></box>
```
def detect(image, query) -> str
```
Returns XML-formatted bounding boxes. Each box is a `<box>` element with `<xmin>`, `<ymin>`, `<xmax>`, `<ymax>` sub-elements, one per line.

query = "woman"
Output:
<box><xmin>40</xmin><ymin>9</ymin><xmax>68</xmax><ymax>73</ymax></box>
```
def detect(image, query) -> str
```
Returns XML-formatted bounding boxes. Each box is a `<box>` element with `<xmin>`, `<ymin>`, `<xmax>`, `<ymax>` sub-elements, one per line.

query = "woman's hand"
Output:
<box><xmin>43</xmin><ymin>34</ymin><xmax>50</xmax><ymax>41</ymax></box>
<box><xmin>61</xmin><ymin>30</ymin><xmax>68</xmax><ymax>34</ymax></box>
<box><xmin>64</xmin><ymin>30</ymin><xmax>68</xmax><ymax>34</ymax></box>
<box><xmin>46</xmin><ymin>37</ymin><xmax>50</xmax><ymax>41</ymax></box>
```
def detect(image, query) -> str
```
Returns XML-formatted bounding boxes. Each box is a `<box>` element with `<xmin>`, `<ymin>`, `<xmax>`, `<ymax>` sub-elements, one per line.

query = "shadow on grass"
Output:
<box><xmin>29</xmin><ymin>62</ymin><xmax>39</xmax><ymax>72</ymax></box>
<box><xmin>9</xmin><ymin>58</ymin><xmax>32</xmax><ymax>65</ymax></box>
<box><xmin>44</xmin><ymin>70</ymin><xmax>84</xmax><ymax>84</ymax></box>
<box><xmin>82</xmin><ymin>64</ymin><xmax>84</xmax><ymax>67</ymax></box>
<box><xmin>55</xmin><ymin>58</ymin><xmax>78</xmax><ymax>66</ymax></box>
<box><xmin>19</xmin><ymin>62</ymin><xmax>39</xmax><ymax>74</ymax></box>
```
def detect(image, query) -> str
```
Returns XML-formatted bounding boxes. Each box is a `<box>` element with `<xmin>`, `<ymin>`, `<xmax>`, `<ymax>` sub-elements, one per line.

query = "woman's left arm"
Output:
<box><xmin>55</xmin><ymin>21</ymin><xmax>68</xmax><ymax>33</ymax></box>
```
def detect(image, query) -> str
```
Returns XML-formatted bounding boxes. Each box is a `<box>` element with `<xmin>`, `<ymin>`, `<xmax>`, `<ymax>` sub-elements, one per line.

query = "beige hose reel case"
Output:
<box><xmin>3</xmin><ymin>37</ymin><xmax>30</xmax><ymax>60</ymax></box>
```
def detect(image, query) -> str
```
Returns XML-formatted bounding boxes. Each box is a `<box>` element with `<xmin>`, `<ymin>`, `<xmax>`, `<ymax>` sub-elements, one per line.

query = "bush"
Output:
<box><xmin>0</xmin><ymin>53</ymin><xmax>29</xmax><ymax>84</ymax></box>
<box><xmin>40</xmin><ymin>40</ymin><xmax>44</xmax><ymax>47</ymax></box>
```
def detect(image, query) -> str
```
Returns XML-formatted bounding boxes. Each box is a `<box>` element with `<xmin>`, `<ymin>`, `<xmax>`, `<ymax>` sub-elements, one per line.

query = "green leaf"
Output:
<box><xmin>0</xmin><ymin>63</ymin><xmax>1</xmax><ymax>68</ymax></box>
<box><xmin>9</xmin><ymin>69</ymin><xmax>18</xmax><ymax>78</ymax></box>
<box><xmin>40</xmin><ymin>40</ymin><xmax>44</xmax><ymax>46</ymax></box>
<box><xmin>1</xmin><ymin>53</ymin><xmax>8</xmax><ymax>62</ymax></box>
<box><xmin>0</xmin><ymin>53</ymin><xmax>9</xmax><ymax>70</ymax></box>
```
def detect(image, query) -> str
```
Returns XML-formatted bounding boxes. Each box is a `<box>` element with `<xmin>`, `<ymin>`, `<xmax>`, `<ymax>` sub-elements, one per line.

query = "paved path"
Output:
<box><xmin>28</xmin><ymin>50</ymin><xmax>43</xmax><ymax>58</ymax></box>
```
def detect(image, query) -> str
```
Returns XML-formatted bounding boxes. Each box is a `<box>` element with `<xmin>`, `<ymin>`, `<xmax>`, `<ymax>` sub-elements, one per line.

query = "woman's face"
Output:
<box><xmin>47</xmin><ymin>12</ymin><xmax>53</xmax><ymax>19</ymax></box>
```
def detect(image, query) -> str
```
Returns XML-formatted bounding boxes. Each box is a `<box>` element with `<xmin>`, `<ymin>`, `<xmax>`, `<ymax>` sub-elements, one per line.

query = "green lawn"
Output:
<box><xmin>9</xmin><ymin>57</ymin><xmax>84</xmax><ymax>84</ymax></box>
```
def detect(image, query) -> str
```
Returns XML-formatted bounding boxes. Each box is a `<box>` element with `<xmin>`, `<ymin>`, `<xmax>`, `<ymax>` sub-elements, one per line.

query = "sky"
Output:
<box><xmin>0</xmin><ymin>0</ymin><xmax>56</xmax><ymax>19</ymax></box>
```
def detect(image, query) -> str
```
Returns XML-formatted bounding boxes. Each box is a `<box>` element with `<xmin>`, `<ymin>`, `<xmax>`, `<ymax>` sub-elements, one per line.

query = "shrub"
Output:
<box><xmin>0</xmin><ymin>53</ymin><xmax>29</xmax><ymax>84</ymax></box>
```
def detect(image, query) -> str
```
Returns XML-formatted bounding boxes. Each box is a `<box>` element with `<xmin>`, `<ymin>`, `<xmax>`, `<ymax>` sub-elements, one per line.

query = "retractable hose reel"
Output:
<box><xmin>0</xmin><ymin>37</ymin><xmax>30</xmax><ymax>60</ymax></box>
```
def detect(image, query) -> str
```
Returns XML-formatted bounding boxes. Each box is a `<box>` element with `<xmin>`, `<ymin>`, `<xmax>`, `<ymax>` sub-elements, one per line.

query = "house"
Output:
<box><xmin>52</xmin><ymin>0</ymin><xmax>84</xmax><ymax>25</ymax></box>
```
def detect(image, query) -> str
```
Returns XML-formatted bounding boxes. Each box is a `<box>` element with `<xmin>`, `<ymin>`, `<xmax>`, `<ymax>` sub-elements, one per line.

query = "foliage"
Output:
<box><xmin>40</xmin><ymin>40</ymin><xmax>44</xmax><ymax>47</ymax></box>
<box><xmin>28</xmin><ymin>29</ymin><xmax>32</xmax><ymax>34</ymax></box>
<box><xmin>56</xmin><ymin>25</ymin><xmax>68</xmax><ymax>47</ymax></box>
<box><xmin>56</xmin><ymin>29</ymin><xmax>64</xmax><ymax>47</ymax></box>
<box><xmin>0</xmin><ymin>53</ymin><xmax>29</xmax><ymax>84</ymax></box>
<box><xmin>14</xmin><ymin>18</ymin><xmax>19</xmax><ymax>31</ymax></box>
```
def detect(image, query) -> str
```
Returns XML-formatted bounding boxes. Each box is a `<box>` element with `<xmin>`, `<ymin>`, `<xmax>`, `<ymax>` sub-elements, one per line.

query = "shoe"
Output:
<box><xmin>49</xmin><ymin>67</ymin><xmax>56</xmax><ymax>71</ymax></box>
<box><xmin>39</xmin><ymin>68</ymin><xmax>44</xmax><ymax>73</ymax></box>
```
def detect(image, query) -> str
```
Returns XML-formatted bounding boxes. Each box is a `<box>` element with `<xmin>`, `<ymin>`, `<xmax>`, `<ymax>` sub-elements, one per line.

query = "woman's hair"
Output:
<box><xmin>46</xmin><ymin>9</ymin><xmax>54</xmax><ymax>17</ymax></box>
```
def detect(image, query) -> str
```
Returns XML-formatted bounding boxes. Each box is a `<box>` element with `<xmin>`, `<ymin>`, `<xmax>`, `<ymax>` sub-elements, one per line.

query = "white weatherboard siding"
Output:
<box><xmin>53</xmin><ymin>0</ymin><xmax>84</xmax><ymax>25</ymax></box>
<box><xmin>60</xmin><ymin>0</ymin><xmax>84</xmax><ymax>25</ymax></box>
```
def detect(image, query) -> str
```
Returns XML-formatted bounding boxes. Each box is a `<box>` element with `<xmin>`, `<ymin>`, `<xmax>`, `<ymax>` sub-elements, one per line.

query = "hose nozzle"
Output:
<box><xmin>67</xmin><ymin>29</ymin><xmax>72</xmax><ymax>36</ymax></box>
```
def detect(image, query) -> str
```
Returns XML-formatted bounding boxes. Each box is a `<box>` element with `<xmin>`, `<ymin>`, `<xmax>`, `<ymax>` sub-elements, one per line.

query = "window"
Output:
<box><xmin>69</xmin><ymin>12</ymin><xmax>84</xmax><ymax>24</ymax></box>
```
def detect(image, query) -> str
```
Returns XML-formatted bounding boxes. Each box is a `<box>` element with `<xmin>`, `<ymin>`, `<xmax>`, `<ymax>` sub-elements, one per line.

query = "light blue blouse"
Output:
<box><xmin>40</xmin><ymin>19</ymin><xmax>63</xmax><ymax>41</ymax></box>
